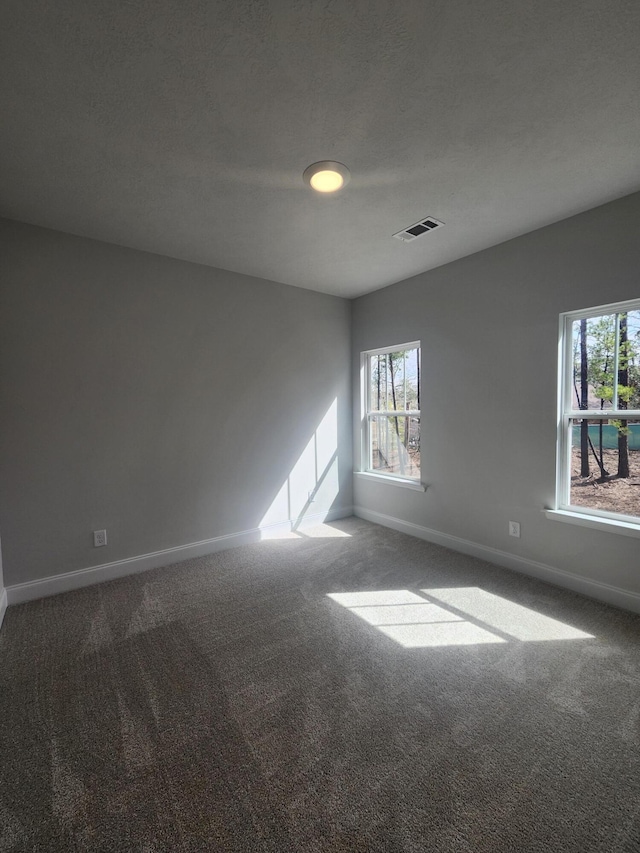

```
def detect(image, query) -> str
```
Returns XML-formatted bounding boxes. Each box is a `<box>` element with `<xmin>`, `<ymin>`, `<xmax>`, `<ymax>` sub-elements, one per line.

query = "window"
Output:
<box><xmin>556</xmin><ymin>299</ymin><xmax>640</xmax><ymax>527</ymax></box>
<box><xmin>362</xmin><ymin>342</ymin><xmax>421</xmax><ymax>482</ymax></box>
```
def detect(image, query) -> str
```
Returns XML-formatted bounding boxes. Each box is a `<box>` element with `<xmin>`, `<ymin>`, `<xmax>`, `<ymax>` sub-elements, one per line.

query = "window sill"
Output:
<box><xmin>354</xmin><ymin>471</ymin><xmax>427</xmax><ymax>492</ymax></box>
<box><xmin>544</xmin><ymin>509</ymin><xmax>640</xmax><ymax>539</ymax></box>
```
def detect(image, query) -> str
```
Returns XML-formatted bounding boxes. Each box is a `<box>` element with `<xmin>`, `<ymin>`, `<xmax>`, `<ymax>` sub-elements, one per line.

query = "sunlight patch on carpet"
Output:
<box><xmin>260</xmin><ymin>523</ymin><xmax>351</xmax><ymax>540</ymax></box>
<box><xmin>298</xmin><ymin>525</ymin><xmax>351</xmax><ymax>538</ymax></box>
<box><xmin>327</xmin><ymin>588</ymin><xmax>594</xmax><ymax>647</ymax></box>
<box><xmin>422</xmin><ymin>588</ymin><xmax>594</xmax><ymax>642</ymax></box>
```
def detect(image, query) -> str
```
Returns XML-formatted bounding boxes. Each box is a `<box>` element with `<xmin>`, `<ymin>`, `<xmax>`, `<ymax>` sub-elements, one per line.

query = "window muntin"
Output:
<box><xmin>363</xmin><ymin>343</ymin><xmax>421</xmax><ymax>481</ymax></box>
<box><xmin>558</xmin><ymin>301</ymin><xmax>640</xmax><ymax>524</ymax></box>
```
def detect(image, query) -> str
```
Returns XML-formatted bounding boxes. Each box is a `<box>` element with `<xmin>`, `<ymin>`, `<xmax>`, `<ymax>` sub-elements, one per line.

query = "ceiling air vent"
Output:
<box><xmin>393</xmin><ymin>216</ymin><xmax>444</xmax><ymax>243</ymax></box>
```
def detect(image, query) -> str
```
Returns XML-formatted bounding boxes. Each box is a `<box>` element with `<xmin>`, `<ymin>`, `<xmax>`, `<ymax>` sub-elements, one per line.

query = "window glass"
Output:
<box><xmin>364</xmin><ymin>343</ymin><xmax>421</xmax><ymax>482</ymax></box>
<box><xmin>560</xmin><ymin>303</ymin><xmax>640</xmax><ymax>524</ymax></box>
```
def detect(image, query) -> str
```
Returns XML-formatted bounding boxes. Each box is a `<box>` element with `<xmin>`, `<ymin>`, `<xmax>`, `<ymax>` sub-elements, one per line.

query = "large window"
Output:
<box><xmin>362</xmin><ymin>342</ymin><xmax>421</xmax><ymax>482</ymax></box>
<box><xmin>557</xmin><ymin>299</ymin><xmax>640</xmax><ymax>526</ymax></box>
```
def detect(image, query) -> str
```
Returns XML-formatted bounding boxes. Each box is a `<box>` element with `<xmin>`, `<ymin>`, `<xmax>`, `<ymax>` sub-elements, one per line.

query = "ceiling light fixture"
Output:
<box><xmin>303</xmin><ymin>161</ymin><xmax>351</xmax><ymax>193</ymax></box>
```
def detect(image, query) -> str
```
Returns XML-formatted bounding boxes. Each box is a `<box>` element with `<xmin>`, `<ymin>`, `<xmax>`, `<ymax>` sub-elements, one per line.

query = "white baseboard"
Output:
<box><xmin>0</xmin><ymin>588</ymin><xmax>7</xmax><ymax>630</ymax></box>
<box><xmin>6</xmin><ymin>506</ymin><xmax>353</xmax><ymax>606</ymax></box>
<box><xmin>354</xmin><ymin>506</ymin><xmax>640</xmax><ymax>615</ymax></box>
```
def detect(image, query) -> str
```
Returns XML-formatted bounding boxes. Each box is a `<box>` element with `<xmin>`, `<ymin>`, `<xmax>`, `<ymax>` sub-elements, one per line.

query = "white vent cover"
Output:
<box><xmin>393</xmin><ymin>216</ymin><xmax>444</xmax><ymax>243</ymax></box>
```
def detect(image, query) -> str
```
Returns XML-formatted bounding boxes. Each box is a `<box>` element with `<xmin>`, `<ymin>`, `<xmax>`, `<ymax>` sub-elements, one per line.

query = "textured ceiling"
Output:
<box><xmin>1</xmin><ymin>0</ymin><xmax>640</xmax><ymax>298</ymax></box>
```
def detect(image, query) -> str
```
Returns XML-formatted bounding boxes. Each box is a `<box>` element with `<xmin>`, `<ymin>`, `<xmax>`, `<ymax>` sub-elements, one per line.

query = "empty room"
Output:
<box><xmin>1</xmin><ymin>1</ymin><xmax>640</xmax><ymax>851</ymax></box>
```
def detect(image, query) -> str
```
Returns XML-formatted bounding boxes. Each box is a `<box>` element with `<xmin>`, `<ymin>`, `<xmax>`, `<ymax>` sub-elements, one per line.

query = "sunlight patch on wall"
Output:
<box><xmin>327</xmin><ymin>588</ymin><xmax>594</xmax><ymax>648</ymax></box>
<box><xmin>260</xmin><ymin>400</ymin><xmax>340</xmax><ymax>536</ymax></box>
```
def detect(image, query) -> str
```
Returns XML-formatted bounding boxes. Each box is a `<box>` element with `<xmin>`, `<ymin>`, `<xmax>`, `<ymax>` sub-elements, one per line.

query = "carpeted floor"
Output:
<box><xmin>1</xmin><ymin>517</ymin><xmax>640</xmax><ymax>852</ymax></box>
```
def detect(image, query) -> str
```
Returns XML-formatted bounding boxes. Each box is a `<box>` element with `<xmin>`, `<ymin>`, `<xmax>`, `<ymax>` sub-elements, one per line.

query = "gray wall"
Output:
<box><xmin>0</xmin><ymin>534</ymin><xmax>4</xmax><ymax>602</ymax></box>
<box><xmin>0</xmin><ymin>219</ymin><xmax>352</xmax><ymax>586</ymax></box>
<box><xmin>352</xmin><ymin>191</ymin><xmax>640</xmax><ymax>597</ymax></box>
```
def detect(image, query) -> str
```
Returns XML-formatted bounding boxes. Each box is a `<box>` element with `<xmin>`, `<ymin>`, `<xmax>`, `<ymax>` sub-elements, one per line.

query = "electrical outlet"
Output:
<box><xmin>508</xmin><ymin>521</ymin><xmax>521</xmax><ymax>538</ymax></box>
<box><xmin>93</xmin><ymin>529</ymin><xmax>107</xmax><ymax>547</ymax></box>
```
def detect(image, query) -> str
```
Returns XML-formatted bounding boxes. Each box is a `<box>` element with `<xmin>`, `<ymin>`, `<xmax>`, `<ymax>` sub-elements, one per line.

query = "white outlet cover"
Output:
<box><xmin>93</xmin><ymin>529</ymin><xmax>107</xmax><ymax>547</ymax></box>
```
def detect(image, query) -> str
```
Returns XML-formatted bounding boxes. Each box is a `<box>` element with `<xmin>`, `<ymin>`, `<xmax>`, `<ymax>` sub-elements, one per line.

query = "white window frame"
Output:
<box><xmin>547</xmin><ymin>297</ymin><xmax>640</xmax><ymax>536</ymax></box>
<box><xmin>358</xmin><ymin>341</ymin><xmax>424</xmax><ymax>489</ymax></box>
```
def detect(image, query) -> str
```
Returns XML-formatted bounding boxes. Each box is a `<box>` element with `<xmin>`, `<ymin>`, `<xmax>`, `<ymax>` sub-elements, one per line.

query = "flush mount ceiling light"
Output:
<box><xmin>303</xmin><ymin>161</ymin><xmax>351</xmax><ymax>193</ymax></box>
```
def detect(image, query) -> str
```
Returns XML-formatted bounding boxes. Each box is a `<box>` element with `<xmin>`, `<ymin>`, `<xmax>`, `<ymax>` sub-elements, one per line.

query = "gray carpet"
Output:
<box><xmin>1</xmin><ymin>517</ymin><xmax>640</xmax><ymax>852</ymax></box>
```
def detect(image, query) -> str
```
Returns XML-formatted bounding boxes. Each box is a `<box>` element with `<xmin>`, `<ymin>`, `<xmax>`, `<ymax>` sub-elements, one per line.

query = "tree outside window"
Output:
<box><xmin>363</xmin><ymin>343</ymin><xmax>421</xmax><ymax>481</ymax></box>
<box><xmin>562</xmin><ymin>302</ymin><xmax>640</xmax><ymax>522</ymax></box>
